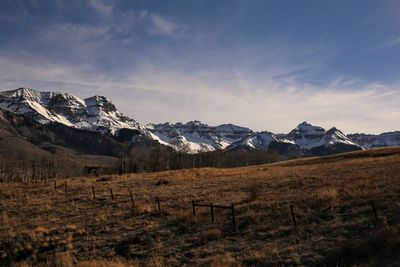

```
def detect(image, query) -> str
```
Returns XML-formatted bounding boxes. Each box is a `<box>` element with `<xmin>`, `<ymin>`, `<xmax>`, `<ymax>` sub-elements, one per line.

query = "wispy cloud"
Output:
<box><xmin>119</xmin><ymin>10</ymin><xmax>186</xmax><ymax>38</ymax></box>
<box><xmin>88</xmin><ymin>0</ymin><xmax>113</xmax><ymax>18</ymax></box>
<box><xmin>380</xmin><ymin>37</ymin><xmax>400</xmax><ymax>47</ymax></box>
<box><xmin>372</xmin><ymin>36</ymin><xmax>400</xmax><ymax>50</ymax></box>
<box><xmin>0</xmin><ymin>51</ymin><xmax>398</xmax><ymax>135</ymax></box>
<box><xmin>147</xmin><ymin>13</ymin><xmax>185</xmax><ymax>37</ymax></box>
<box><xmin>1</xmin><ymin>1</ymin><xmax>399</xmax><ymax>134</ymax></box>
<box><xmin>83</xmin><ymin>3</ymin><xmax>186</xmax><ymax>38</ymax></box>
<box><xmin>41</xmin><ymin>23</ymin><xmax>111</xmax><ymax>41</ymax></box>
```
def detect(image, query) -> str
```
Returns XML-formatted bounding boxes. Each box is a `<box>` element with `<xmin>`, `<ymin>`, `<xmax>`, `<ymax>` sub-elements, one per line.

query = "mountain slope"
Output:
<box><xmin>146</xmin><ymin>121</ymin><xmax>253</xmax><ymax>153</ymax></box>
<box><xmin>0</xmin><ymin>109</ymin><xmax>122</xmax><ymax>170</ymax></box>
<box><xmin>0</xmin><ymin>88</ymin><xmax>143</xmax><ymax>134</ymax></box>
<box><xmin>348</xmin><ymin>132</ymin><xmax>400</xmax><ymax>148</ymax></box>
<box><xmin>288</xmin><ymin>122</ymin><xmax>362</xmax><ymax>154</ymax></box>
<box><xmin>227</xmin><ymin>122</ymin><xmax>362</xmax><ymax>156</ymax></box>
<box><xmin>226</xmin><ymin>131</ymin><xmax>297</xmax><ymax>151</ymax></box>
<box><xmin>308</xmin><ymin>127</ymin><xmax>363</xmax><ymax>155</ymax></box>
<box><xmin>286</xmin><ymin>121</ymin><xmax>327</xmax><ymax>149</ymax></box>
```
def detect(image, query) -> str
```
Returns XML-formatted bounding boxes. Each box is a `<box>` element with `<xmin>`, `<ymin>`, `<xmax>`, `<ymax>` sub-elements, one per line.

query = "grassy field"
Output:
<box><xmin>1</xmin><ymin>147</ymin><xmax>400</xmax><ymax>266</ymax></box>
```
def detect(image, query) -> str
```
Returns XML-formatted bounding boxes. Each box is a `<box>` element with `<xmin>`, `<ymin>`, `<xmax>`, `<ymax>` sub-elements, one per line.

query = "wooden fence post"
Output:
<box><xmin>92</xmin><ymin>185</ymin><xmax>95</xmax><ymax>200</ymax></box>
<box><xmin>192</xmin><ymin>201</ymin><xmax>196</xmax><ymax>216</ymax></box>
<box><xmin>156</xmin><ymin>197</ymin><xmax>161</xmax><ymax>213</ymax></box>
<box><xmin>370</xmin><ymin>200</ymin><xmax>379</xmax><ymax>223</ymax></box>
<box><xmin>129</xmin><ymin>192</ymin><xmax>135</xmax><ymax>209</ymax></box>
<box><xmin>110</xmin><ymin>188</ymin><xmax>114</xmax><ymax>201</ymax></box>
<box><xmin>231</xmin><ymin>204</ymin><xmax>236</xmax><ymax>231</ymax></box>
<box><xmin>290</xmin><ymin>204</ymin><xmax>297</xmax><ymax>228</ymax></box>
<box><xmin>64</xmin><ymin>181</ymin><xmax>67</xmax><ymax>198</ymax></box>
<box><xmin>210</xmin><ymin>203</ymin><xmax>214</xmax><ymax>223</ymax></box>
<box><xmin>54</xmin><ymin>179</ymin><xmax>57</xmax><ymax>190</ymax></box>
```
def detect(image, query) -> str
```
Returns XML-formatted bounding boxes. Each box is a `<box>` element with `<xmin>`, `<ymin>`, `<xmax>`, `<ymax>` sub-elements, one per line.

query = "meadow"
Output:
<box><xmin>1</xmin><ymin>147</ymin><xmax>400</xmax><ymax>266</ymax></box>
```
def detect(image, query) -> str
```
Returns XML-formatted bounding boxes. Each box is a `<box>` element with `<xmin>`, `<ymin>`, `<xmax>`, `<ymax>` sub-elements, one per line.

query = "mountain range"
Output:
<box><xmin>0</xmin><ymin>88</ymin><xmax>399</xmax><ymax>156</ymax></box>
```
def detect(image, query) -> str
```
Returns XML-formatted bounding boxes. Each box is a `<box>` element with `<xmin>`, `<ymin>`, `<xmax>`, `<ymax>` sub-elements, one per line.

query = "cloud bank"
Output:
<box><xmin>0</xmin><ymin>50</ymin><xmax>398</xmax><ymax>134</ymax></box>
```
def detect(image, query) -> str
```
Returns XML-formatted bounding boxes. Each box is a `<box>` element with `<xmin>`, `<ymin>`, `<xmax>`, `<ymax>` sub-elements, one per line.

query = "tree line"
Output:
<box><xmin>1</xmin><ymin>144</ymin><xmax>299</xmax><ymax>182</ymax></box>
<box><xmin>117</xmin><ymin>144</ymin><xmax>293</xmax><ymax>174</ymax></box>
<box><xmin>0</xmin><ymin>152</ymin><xmax>83</xmax><ymax>183</ymax></box>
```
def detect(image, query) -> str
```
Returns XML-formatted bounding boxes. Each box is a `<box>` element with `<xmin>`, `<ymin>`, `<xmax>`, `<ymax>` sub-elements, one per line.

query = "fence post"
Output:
<box><xmin>210</xmin><ymin>203</ymin><xmax>214</xmax><ymax>223</ymax></box>
<box><xmin>110</xmin><ymin>188</ymin><xmax>114</xmax><ymax>201</ymax></box>
<box><xmin>92</xmin><ymin>185</ymin><xmax>95</xmax><ymax>200</ymax></box>
<box><xmin>290</xmin><ymin>204</ymin><xmax>297</xmax><ymax>228</ymax></box>
<box><xmin>156</xmin><ymin>197</ymin><xmax>161</xmax><ymax>213</ymax></box>
<box><xmin>192</xmin><ymin>200</ymin><xmax>196</xmax><ymax>216</ymax></box>
<box><xmin>129</xmin><ymin>192</ymin><xmax>135</xmax><ymax>209</ymax></box>
<box><xmin>231</xmin><ymin>204</ymin><xmax>236</xmax><ymax>231</ymax></box>
<box><xmin>54</xmin><ymin>179</ymin><xmax>57</xmax><ymax>190</ymax></box>
<box><xmin>64</xmin><ymin>181</ymin><xmax>67</xmax><ymax>199</ymax></box>
<box><xmin>370</xmin><ymin>200</ymin><xmax>379</xmax><ymax>223</ymax></box>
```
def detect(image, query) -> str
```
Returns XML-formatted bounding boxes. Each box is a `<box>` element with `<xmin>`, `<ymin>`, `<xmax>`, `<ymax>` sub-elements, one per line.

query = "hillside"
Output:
<box><xmin>1</xmin><ymin>147</ymin><xmax>400</xmax><ymax>266</ymax></box>
<box><xmin>0</xmin><ymin>108</ymin><xmax>178</xmax><ymax>176</ymax></box>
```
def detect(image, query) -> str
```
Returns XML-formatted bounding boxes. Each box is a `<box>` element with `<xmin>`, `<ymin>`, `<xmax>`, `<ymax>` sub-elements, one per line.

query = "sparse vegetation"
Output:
<box><xmin>1</xmin><ymin>147</ymin><xmax>400</xmax><ymax>266</ymax></box>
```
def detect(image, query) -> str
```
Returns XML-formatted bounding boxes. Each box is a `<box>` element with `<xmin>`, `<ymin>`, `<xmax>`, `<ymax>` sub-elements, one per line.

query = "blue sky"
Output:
<box><xmin>0</xmin><ymin>0</ymin><xmax>399</xmax><ymax>133</ymax></box>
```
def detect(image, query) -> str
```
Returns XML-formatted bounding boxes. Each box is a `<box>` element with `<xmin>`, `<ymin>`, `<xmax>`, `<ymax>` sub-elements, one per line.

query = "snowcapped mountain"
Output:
<box><xmin>227</xmin><ymin>131</ymin><xmax>295</xmax><ymax>150</ymax></box>
<box><xmin>226</xmin><ymin>122</ymin><xmax>362</xmax><ymax>155</ymax></box>
<box><xmin>287</xmin><ymin>122</ymin><xmax>360</xmax><ymax>150</ymax></box>
<box><xmin>0</xmin><ymin>88</ymin><xmax>144</xmax><ymax>134</ymax></box>
<box><xmin>146</xmin><ymin>121</ymin><xmax>253</xmax><ymax>153</ymax></box>
<box><xmin>304</xmin><ymin>126</ymin><xmax>362</xmax><ymax>155</ymax></box>
<box><xmin>0</xmin><ymin>88</ymin><xmax>252</xmax><ymax>153</ymax></box>
<box><xmin>348</xmin><ymin>132</ymin><xmax>400</xmax><ymax>148</ymax></box>
<box><xmin>0</xmin><ymin>88</ymin><xmax>397</xmax><ymax>156</ymax></box>
<box><xmin>286</xmin><ymin>122</ymin><xmax>327</xmax><ymax>149</ymax></box>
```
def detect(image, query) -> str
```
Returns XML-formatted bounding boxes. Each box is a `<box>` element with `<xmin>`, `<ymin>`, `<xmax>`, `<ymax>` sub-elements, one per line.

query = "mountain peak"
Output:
<box><xmin>299</xmin><ymin>121</ymin><xmax>310</xmax><ymax>126</ymax></box>
<box><xmin>14</xmin><ymin>87</ymin><xmax>36</xmax><ymax>93</ymax></box>
<box><xmin>1</xmin><ymin>87</ymin><xmax>40</xmax><ymax>99</ymax></box>
<box><xmin>326</xmin><ymin>127</ymin><xmax>340</xmax><ymax>134</ymax></box>
<box><xmin>185</xmin><ymin>120</ymin><xmax>206</xmax><ymax>127</ymax></box>
<box><xmin>0</xmin><ymin>88</ymin><xmax>141</xmax><ymax>134</ymax></box>
<box><xmin>291</xmin><ymin>121</ymin><xmax>325</xmax><ymax>136</ymax></box>
<box><xmin>84</xmin><ymin>95</ymin><xmax>111</xmax><ymax>104</ymax></box>
<box><xmin>149</xmin><ymin>120</ymin><xmax>252</xmax><ymax>153</ymax></box>
<box><xmin>215</xmin><ymin>123</ymin><xmax>252</xmax><ymax>134</ymax></box>
<box><xmin>84</xmin><ymin>95</ymin><xmax>118</xmax><ymax>114</ymax></box>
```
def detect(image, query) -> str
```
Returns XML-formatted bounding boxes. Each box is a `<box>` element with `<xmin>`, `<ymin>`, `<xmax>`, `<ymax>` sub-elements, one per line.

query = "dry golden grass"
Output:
<box><xmin>1</xmin><ymin>147</ymin><xmax>400</xmax><ymax>266</ymax></box>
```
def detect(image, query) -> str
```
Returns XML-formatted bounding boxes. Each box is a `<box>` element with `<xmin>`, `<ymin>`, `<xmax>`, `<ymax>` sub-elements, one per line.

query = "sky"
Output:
<box><xmin>0</xmin><ymin>0</ymin><xmax>399</xmax><ymax>134</ymax></box>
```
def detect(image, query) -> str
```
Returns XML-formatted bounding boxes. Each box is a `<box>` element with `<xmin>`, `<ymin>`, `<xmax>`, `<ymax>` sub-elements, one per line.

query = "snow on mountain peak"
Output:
<box><xmin>0</xmin><ymin>88</ymin><xmax>396</xmax><ymax>155</ymax></box>
<box><xmin>1</xmin><ymin>87</ymin><xmax>38</xmax><ymax>98</ymax></box>
<box><xmin>294</xmin><ymin>121</ymin><xmax>326</xmax><ymax>135</ymax></box>
<box><xmin>311</xmin><ymin>127</ymin><xmax>357</xmax><ymax>148</ymax></box>
<box><xmin>185</xmin><ymin>120</ymin><xmax>204</xmax><ymax>127</ymax></box>
<box><xmin>348</xmin><ymin>131</ymin><xmax>400</xmax><ymax>148</ymax></box>
<box><xmin>215</xmin><ymin>123</ymin><xmax>252</xmax><ymax>133</ymax></box>
<box><xmin>147</xmin><ymin>121</ymin><xmax>253</xmax><ymax>153</ymax></box>
<box><xmin>243</xmin><ymin>131</ymin><xmax>279</xmax><ymax>149</ymax></box>
<box><xmin>0</xmin><ymin>88</ymin><xmax>141</xmax><ymax>134</ymax></box>
<box><xmin>227</xmin><ymin>131</ymin><xmax>295</xmax><ymax>152</ymax></box>
<box><xmin>226</xmin><ymin>122</ymin><xmax>362</xmax><ymax>155</ymax></box>
<box><xmin>287</xmin><ymin>122</ymin><xmax>360</xmax><ymax>149</ymax></box>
